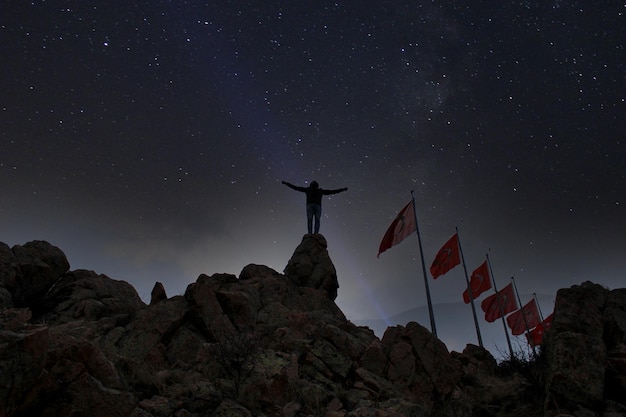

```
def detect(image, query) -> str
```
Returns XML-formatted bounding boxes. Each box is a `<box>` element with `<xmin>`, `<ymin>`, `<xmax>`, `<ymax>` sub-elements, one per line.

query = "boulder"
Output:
<box><xmin>11</xmin><ymin>240</ymin><xmax>70</xmax><ymax>308</ymax></box>
<box><xmin>113</xmin><ymin>295</ymin><xmax>190</xmax><ymax>364</ymax></box>
<box><xmin>239</xmin><ymin>263</ymin><xmax>281</xmax><ymax>281</ymax></box>
<box><xmin>36</xmin><ymin>269</ymin><xmax>144</xmax><ymax>323</ymax></box>
<box><xmin>604</xmin><ymin>288</ymin><xmax>626</xmax><ymax>347</ymax></box>
<box><xmin>360</xmin><ymin>339</ymin><xmax>388</xmax><ymax>376</ymax></box>
<box><xmin>452</xmin><ymin>343</ymin><xmax>498</xmax><ymax>379</ymax></box>
<box><xmin>0</xmin><ymin>315</ymin><xmax>50</xmax><ymax>416</ymax></box>
<box><xmin>184</xmin><ymin>273</ymin><xmax>238</xmax><ymax>338</ymax></box>
<box><xmin>381</xmin><ymin>321</ymin><xmax>461</xmax><ymax>407</ymax></box>
<box><xmin>544</xmin><ymin>282</ymin><xmax>610</xmax><ymax>415</ymax></box>
<box><xmin>284</xmin><ymin>234</ymin><xmax>339</xmax><ymax>300</ymax></box>
<box><xmin>0</xmin><ymin>242</ymin><xmax>20</xmax><ymax>292</ymax></box>
<box><xmin>0</xmin><ymin>242</ymin><xmax>20</xmax><ymax>309</ymax></box>
<box><xmin>151</xmin><ymin>281</ymin><xmax>168</xmax><ymax>304</ymax></box>
<box><xmin>0</xmin><ymin>307</ymin><xmax>32</xmax><ymax>331</ymax></box>
<box><xmin>42</xmin><ymin>371</ymin><xmax>136</xmax><ymax>417</ymax></box>
<box><xmin>0</xmin><ymin>287</ymin><xmax>13</xmax><ymax>310</ymax></box>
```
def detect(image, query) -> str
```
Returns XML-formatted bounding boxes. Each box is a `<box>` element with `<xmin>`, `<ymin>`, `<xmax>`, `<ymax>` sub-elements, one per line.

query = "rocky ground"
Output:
<box><xmin>1</xmin><ymin>237</ymin><xmax>625</xmax><ymax>417</ymax></box>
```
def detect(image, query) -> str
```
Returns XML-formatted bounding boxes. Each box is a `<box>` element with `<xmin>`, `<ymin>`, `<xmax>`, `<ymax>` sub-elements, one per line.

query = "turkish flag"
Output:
<box><xmin>377</xmin><ymin>200</ymin><xmax>416</xmax><ymax>257</ymax></box>
<box><xmin>526</xmin><ymin>313</ymin><xmax>554</xmax><ymax>346</ymax></box>
<box><xmin>463</xmin><ymin>261</ymin><xmax>492</xmax><ymax>303</ymax></box>
<box><xmin>430</xmin><ymin>233</ymin><xmax>461</xmax><ymax>278</ymax></box>
<box><xmin>506</xmin><ymin>299</ymin><xmax>541</xmax><ymax>335</ymax></box>
<box><xmin>481</xmin><ymin>283</ymin><xmax>517</xmax><ymax>322</ymax></box>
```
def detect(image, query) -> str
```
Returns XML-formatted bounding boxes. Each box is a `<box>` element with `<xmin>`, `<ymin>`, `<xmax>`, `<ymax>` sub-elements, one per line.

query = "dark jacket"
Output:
<box><xmin>282</xmin><ymin>182</ymin><xmax>347</xmax><ymax>205</ymax></box>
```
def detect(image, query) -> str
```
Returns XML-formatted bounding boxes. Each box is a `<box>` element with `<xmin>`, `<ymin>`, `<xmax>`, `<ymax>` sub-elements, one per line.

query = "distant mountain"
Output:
<box><xmin>354</xmin><ymin>293</ymin><xmax>556</xmax><ymax>356</ymax></box>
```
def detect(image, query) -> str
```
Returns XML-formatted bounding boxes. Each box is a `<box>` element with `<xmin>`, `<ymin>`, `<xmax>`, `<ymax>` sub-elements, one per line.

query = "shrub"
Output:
<box><xmin>210</xmin><ymin>330</ymin><xmax>260</xmax><ymax>399</ymax></box>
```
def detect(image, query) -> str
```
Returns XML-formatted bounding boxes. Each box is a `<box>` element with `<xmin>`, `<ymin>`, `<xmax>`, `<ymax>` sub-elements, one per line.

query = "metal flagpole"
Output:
<box><xmin>456</xmin><ymin>227</ymin><xmax>483</xmax><ymax>348</ymax></box>
<box><xmin>486</xmin><ymin>253</ymin><xmax>514</xmax><ymax>358</ymax></box>
<box><xmin>512</xmin><ymin>277</ymin><xmax>537</xmax><ymax>356</ymax></box>
<box><xmin>411</xmin><ymin>190</ymin><xmax>437</xmax><ymax>336</ymax></box>
<box><xmin>533</xmin><ymin>293</ymin><xmax>545</xmax><ymax>321</ymax></box>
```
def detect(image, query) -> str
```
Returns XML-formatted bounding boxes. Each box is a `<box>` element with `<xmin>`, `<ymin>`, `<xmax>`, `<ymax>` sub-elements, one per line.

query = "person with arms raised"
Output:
<box><xmin>282</xmin><ymin>180</ymin><xmax>348</xmax><ymax>234</ymax></box>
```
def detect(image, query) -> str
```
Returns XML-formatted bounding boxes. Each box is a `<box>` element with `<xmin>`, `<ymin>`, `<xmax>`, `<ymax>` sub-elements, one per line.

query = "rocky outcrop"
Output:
<box><xmin>0</xmin><ymin>243</ymin><xmax>19</xmax><ymax>309</ymax></box>
<box><xmin>0</xmin><ymin>240</ymin><xmax>70</xmax><ymax>309</ymax></box>
<box><xmin>1</xmin><ymin>240</ymin><xmax>625</xmax><ymax>417</ymax></box>
<box><xmin>284</xmin><ymin>234</ymin><xmax>339</xmax><ymax>300</ymax></box>
<box><xmin>150</xmin><ymin>282</ymin><xmax>167</xmax><ymax>305</ymax></box>
<box><xmin>543</xmin><ymin>281</ymin><xmax>626</xmax><ymax>416</ymax></box>
<box><xmin>37</xmin><ymin>269</ymin><xmax>144</xmax><ymax>323</ymax></box>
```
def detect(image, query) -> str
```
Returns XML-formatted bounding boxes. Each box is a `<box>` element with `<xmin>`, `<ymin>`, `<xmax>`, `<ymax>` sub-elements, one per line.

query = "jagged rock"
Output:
<box><xmin>137</xmin><ymin>395</ymin><xmax>180</xmax><ymax>417</ymax></box>
<box><xmin>36</xmin><ymin>269</ymin><xmax>144</xmax><ymax>323</ymax></box>
<box><xmin>452</xmin><ymin>343</ymin><xmax>498</xmax><ymax>379</ymax></box>
<box><xmin>284</xmin><ymin>234</ymin><xmax>339</xmax><ymax>300</ymax></box>
<box><xmin>0</xmin><ymin>242</ymin><xmax>20</xmax><ymax>292</ymax></box>
<box><xmin>381</xmin><ymin>321</ymin><xmax>461</xmax><ymax>406</ymax></box>
<box><xmin>11</xmin><ymin>240</ymin><xmax>70</xmax><ymax>308</ymax></box>
<box><xmin>43</xmin><ymin>371</ymin><xmax>136</xmax><ymax>417</ymax></box>
<box><xmin>0</xmin><ymin>324</ymin><xmax>50</xmax><ymax>416</ymax></box>
<box><xmin>544</xmin><ymin>282</ymin><xmax>608</xmax><ymax>415</ymax></box>
<box><xmin>604</xmin><ymin>288</ymin><xmax>626</xmax><ymax>347</ymax></box>
<box><xmin>0</xmin><ymin>242</ymin><xmax>18</xmax><ymax>309</ymax></box>
<box><xmin>0</xmin><ymin>287</ymin><xmax>12</xmax><ymax>310</ymax></box>
<box><xmin>238</xmin><ymin>350</ymin><xmax>299</xmax><ymax>408</ymax></box>
<box><xmin>348</xmin><ymin>398</ymin><xmax>426</xmax><ymax>417</ymax></box>
<box><xmin>112</xmin><ymin>295</ymin><xmax>191</xmax><ymax>366</ymax></box>
<box><xmin>0</xmin><ymin>308</ymin><xmax>32</xmax><ymax>331</ymax></box>
<box><xmin>47</xmin><ymin>325</ymin><xmax>127</xmax><ymax>391</ymax></box>
<box><xmin>360</xmin><ymin>339</ymin><xmax>388</xmax><ymax>375</ymax></box>
<box><xmin>353</xmin><ymin>367</ymin><xmax>396</xmax><ymax>398</ymax></box>
<box><xmin>239</xmin><ymin>263</ymin><xmax>280</xmax><ymax>281</ymax></box>
<box><xmin>2</xmin><ymin>239</ymin><xmax>626</xmax><ymax>417</ymax></box>
<box><xmin>150</xmin><ymin>282</ymin><xmax>167</xmax><ymax>304</ymax></box>
<box><xmin>184</xmin><ymin>273</ymin><xmax>239</xmax><ymax>338</ymax></box>
<box><xmin>213</xmin><ymin>399</ymin><xmax>252</xmax><ymax>417</ymax></box>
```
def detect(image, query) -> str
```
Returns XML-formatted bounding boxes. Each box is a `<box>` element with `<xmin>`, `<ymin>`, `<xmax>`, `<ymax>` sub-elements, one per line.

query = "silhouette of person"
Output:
<box><xmin>282</xmin><ymin>180</ymin><xmax>348</xmax><ymax>234</ymax></box>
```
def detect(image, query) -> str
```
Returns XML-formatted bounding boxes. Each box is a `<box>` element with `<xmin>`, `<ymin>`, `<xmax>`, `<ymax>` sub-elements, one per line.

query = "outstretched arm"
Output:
<box><xmin>282</xmin><ymin>181</ymin><xmax>307</xmax><ymax>192</ymax></box>
<box><xmin>322</xmin><ymin>187</ymin><xmax>348</xmax><ymax>195</ymax></box>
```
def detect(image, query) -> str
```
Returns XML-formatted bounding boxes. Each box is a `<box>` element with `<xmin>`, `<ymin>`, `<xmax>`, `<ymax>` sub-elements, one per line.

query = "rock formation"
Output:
<box><xmin>284</xmin><ymin>234</ymin><xmax>339</xmax><ymax>300</ymax></box>
<box><xmin>543</xmin><ymin>282</ymin><xmax>626</xmax><ymax>416</ymax></box>
<box><xmin>0</xmin><ymin>238</ymin><xmax>625</xmax><ymax>417</ymax></box>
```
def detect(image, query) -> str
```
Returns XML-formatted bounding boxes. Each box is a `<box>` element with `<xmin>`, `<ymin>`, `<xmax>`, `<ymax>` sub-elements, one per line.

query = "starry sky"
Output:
<box><xmin>1</xmin><ymin>1</ymin><xmax>624</xmax><ymax>355</ymax></box>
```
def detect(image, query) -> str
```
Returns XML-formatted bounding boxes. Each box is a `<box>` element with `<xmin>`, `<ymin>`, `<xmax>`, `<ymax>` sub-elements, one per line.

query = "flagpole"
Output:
<box><xmin>456</xmin><ymin>227</ymin><xmax>483</xmax><ymax>348</ymax></box>
<box><xmin>533</xmin><ymin>293</ymin><xmax>545</xmax><ymax>321</ymax></box>
<box><xmin>531</xmin><ymin>293</ymin><xmax>553</xmax><ymax>348</ymax></box>
<box><xmin>411</xmin><ymin>190</ymin><xmax>437</xmax><ymax>336</ymax></box>
<box><xmin>486</xmin><ymin>253</ymin><xmax>514</xmax><ymax>358</ymax></box>
<box><xmin>512</xmin><ymin>277</ymin><xmax>537</xmax><ymax>356</ymax></box>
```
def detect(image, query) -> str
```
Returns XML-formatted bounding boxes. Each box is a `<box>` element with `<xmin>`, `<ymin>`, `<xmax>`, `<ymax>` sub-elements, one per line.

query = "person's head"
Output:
<box><xmin>310</xmin><ymin>181</ymin><xmax>319</xmax><ymax>189</ymax></box>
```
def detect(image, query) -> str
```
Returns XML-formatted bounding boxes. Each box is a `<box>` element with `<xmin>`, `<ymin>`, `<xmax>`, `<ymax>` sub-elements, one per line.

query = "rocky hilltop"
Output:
<box><xmin>1</xmin><ymin>237</ymin><xmax>625</xmax><ymax>417</ymax></box>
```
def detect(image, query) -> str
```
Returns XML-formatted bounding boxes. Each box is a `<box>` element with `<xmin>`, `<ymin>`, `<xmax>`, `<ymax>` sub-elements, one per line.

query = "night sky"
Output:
<box><xmin>2</xmin><ymin>1</ymin><xmax>624</xmax><ymax>355</ymax></box>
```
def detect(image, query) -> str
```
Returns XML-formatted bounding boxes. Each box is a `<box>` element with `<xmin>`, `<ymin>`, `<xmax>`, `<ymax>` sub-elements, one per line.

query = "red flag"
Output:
<box><xmin>430</xmin><ymin>233</ymin><xmax>461</xmax><ymax>278</ymax></box>
<box><xmin>506</xmin><ymin>299</ymin><xmax>541</xmax><ymax>335</ymax></box>
<box><xmin>462</xmin><ymin>261</ymin><xmax>492</xmax><ymax>303</ymax></box>
<box><xmin>526</xmin><ymin>313</ymin><xmax>554</xmax><ymax>347</ymax></box>
<box><xmin>481</xmin><ymin>283</ymin><xmax>517</xmax><ymax>322</ymax></box>
<box><xmin>377</xmin><ymin>200</ymin><xmax>416</xmax><ymax>257</ymax></box>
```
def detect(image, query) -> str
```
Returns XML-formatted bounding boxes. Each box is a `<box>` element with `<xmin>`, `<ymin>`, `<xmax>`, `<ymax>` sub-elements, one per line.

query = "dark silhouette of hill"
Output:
<box><xmin>1</xmin><ymin>238</ymin><xmax>625</xmax><ymax>417</ymax></box>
